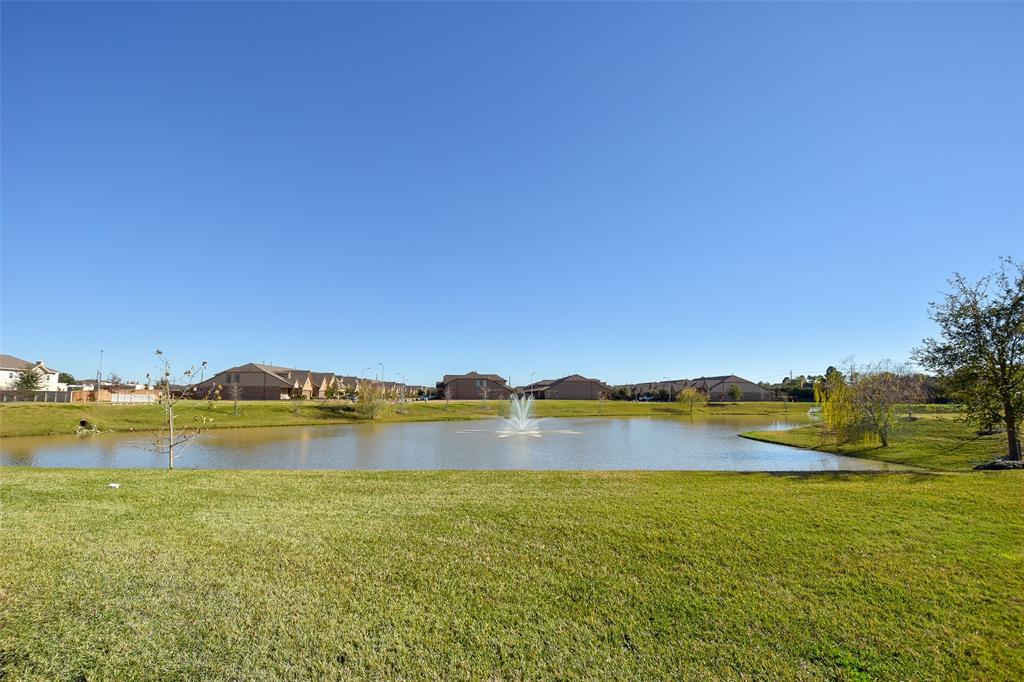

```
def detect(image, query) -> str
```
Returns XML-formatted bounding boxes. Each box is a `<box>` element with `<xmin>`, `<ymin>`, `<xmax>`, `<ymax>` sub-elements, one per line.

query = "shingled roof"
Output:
<box><xmin>440</xmin><ymin>371</ymin><xmax>508</xmax><ymax>385</ymax></box>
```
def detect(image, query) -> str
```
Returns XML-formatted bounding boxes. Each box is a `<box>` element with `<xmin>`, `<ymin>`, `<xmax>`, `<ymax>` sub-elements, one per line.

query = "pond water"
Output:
<box><xmin>0</xmin><ymin>417</ymin><xmax>908</xmax><ymax>471</ymax></box>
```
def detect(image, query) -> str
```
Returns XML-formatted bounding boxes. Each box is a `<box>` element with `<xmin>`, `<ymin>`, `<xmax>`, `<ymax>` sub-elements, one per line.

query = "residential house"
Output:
<box><xmin>685</xmin><ymin>375</ymin><xmax>776</xmax><ymax>401</ymax></box>
<box><xmin>631</xmin><ymin>375</ymin><xmax>776</xmax><ymax>401</ymax></box>
<box><xmin>436</xmin><ymin>371</ymin><xmax>514</xmax><ymax>400</ymax></box>
<box><xmin>0</xmin><ymin>355</ymin><xmax>60</xmax><ymax>392</ymax></box>
<box><xmin>195</xmin><ymin>363</ymin><xmax>303</xmax><ymax>400</ymax></box>
<box><xmin>522</xmin><ymin>374</ymin><xmax>611</xmax><ymax>400</ymax></box>
<box><xmin>311</xmin><ymin>372</ymin><xmax>335</xmax><ymax>399</ymax></box>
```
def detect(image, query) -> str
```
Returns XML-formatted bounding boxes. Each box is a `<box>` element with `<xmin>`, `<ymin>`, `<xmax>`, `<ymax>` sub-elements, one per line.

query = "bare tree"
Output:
<box><xmin>816</xmin><ymin>360</ymin><xmax>905</xmax><ymax>447</ymax></box>
<box><xmin>849</xmin><ymin>363</ymin><xmax>902</xmax><ymax>447</ymax></box>
<box><xmin>144</xmin><ymin>350</ymin><xmax>208</xmax><ymax>470</ymax></box>
<box><xmin>896</xmin><ymin>366</ymin><xmax>927</xmax><ymax>421</ymax></box>
<box><xmin>229</xmin><ymin>383</ymin><xmax>243</xmax><ymax>416</ymax></box>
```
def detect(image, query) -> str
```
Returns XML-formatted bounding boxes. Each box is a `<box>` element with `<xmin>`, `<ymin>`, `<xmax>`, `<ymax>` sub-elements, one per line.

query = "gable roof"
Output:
<box><xmin>526</xmin><ymin>374</ymin><xmax>611</xmax><ymax>391</ymax></box>
<box><xmin>441</xmin><ymin>371</ymin><xmax>509</xmax><ymax>385</ymax></box>
<box><xmin>201</xmin><ymin>363</ymin><xmax>294</xmax><ymax>388</ymax></box>
<box><xmin>0</xmin><ymin>355</ymin><xmax>57</xmax><ymax>374</ymax></box>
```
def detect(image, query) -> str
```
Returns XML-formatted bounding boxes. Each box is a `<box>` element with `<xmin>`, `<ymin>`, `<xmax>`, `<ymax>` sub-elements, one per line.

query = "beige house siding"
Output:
<box><xmin>198</xmin><ymin>367</ymin><xmax>292</xmax><ymax>400</ymax></box>
<box><xmin>543</xmin><ymin>379</ymin><xmax>608</xmax><ymax>400</ymax></box>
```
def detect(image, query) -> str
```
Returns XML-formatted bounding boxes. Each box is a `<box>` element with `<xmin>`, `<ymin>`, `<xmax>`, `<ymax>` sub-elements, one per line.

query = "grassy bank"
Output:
<box><xmin>0</xmin><ymin>399</ymin><xmax>809</xmax><ymax>438</ymax></box>
<box><xmin>1</xmin><ymin>468</ymin><xmax>1021</xmax><ymax>680</ymax></box>
<box><xmin>743</xmin><ymin>417</ymin><xmax>1007</xmax><ymax>471</ymax></box>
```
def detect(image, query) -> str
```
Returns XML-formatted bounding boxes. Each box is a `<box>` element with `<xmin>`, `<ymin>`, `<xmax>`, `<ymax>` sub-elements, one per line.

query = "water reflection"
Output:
<box><xmin>0</xmin><ymin>417</ymin><xmax>909</xmax><ymax>471</ymax></box>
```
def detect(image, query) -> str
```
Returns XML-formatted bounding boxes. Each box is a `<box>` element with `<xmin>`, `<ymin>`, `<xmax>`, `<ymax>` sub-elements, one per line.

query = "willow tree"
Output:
<box><xmin>356</xmin><ymin>379</ymin><xmax>392</xmax><ymax>420</ymax></box>
<box><xmin>915</xmin><ymin>258</ymin><xmax>1024</xmax><ymax>461</ymax></box>
<box><xmin>849</xmin><ymin>365</ymin><xmax>902</xmax><ymax>447</ymax></box>
<box><xmin>814</xmin><ymin>367</ymin><xmax>860</xmax><ymax>443</ymax></box>
<box><xmin>675</xmin><ymin>386</ymin><xmax>708</xmax><ymax>415</ymax></box>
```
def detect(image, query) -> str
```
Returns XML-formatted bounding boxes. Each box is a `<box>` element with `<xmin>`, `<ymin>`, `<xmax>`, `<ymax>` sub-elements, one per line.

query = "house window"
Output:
<box><xmin>475</xmin><ymin>380</ymin><xmax>483</xmax><ymax>388</ymax></box>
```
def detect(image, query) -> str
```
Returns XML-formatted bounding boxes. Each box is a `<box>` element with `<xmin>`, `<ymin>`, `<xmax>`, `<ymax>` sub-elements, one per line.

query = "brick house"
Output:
<box><xmin>522</xmin><ymin>374</ymin><xmax>611</xmax><ymax>400</ymax></box>
<box><xmin>436</xmin><ymin>371</ymin><xmax>514</xmax><ymax>400</ymax></box>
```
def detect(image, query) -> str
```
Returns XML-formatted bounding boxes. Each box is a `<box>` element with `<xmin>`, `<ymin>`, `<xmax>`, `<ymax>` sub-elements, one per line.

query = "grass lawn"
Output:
<box><xmin>1</xmin><ymin>468</ymin><xmax>1021</xmax><ymax>680</ymax></box>
<box><xmin>742</xmin><ymin>417</ymin><xmax>1008</xmax><ymax>471</ymax></box>
<box><xmin>0</xmin><ymin>399</ymin><xmax>810</xmax><ymax>438</ymax></box>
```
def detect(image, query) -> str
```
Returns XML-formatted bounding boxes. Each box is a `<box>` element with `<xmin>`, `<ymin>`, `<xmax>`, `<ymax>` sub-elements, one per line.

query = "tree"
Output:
<box><xmin>228</xmin><ymin>383</ymin><xmax>243</xmax><ymax>416</ymax></box>
<box><xmin>814</xmin><ymin>366</ymin><xmax>860</xmax><ymax>443</ymax></box>
<box><xmin>728</xmin><ymin>384</ymin><xmax>743</xmax><ymax>402</ymax></box>
<box><xmin>676</xmin><ymin>386</ymin><xmax>708</xmax><ymax>415</ymax></box>
<box><xmin>58</xmin><ymin>372</ymin><xmax>76</xmax><ymax>384</ymax></box>
<box><xmin>896</xmin><ymin>369</ymin><xmax>927</xmax><ymax>421</ymax></box>
<box><xmin>915</xmin><ymin>258</ymin><xmax>1024</xmax><ymax>461</ymax></box>
<box><xmin>848</xmin><ymin>363</ymin><xmax>902</xmax><ymax>447</ymax></box>
<box><xmin>13</xmin><ymin>368</ymin><xmax>42</xmax><ymax>399</ymax></box>
<box><xmin>356</xmin><ymin>379</ymin><xmax>392</xmax><ymax>420</ymax></box>
<box><xmin>145</xmin><ymin>350</ymin><xmax>208</xmax><ymax>470</ymax></box>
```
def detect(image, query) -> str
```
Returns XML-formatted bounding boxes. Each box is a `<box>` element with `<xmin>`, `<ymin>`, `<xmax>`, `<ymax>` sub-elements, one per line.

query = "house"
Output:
<box><xmin>195</xmin><ymin>363</ymin><xmax>304</xmax><ymax>400</ymax></box>
<box><xmin>436</xmin><ymin>371</ymin><xmax>514</xmax><ymax>400</ymax></box>
<box><xmin>628</xmin><ymin>375</ymin><xmax>776</xmax><ymax>401</ymax></box>
<box><xmin>685</xmin><ymin>375</ymin><xmax>776</xmax><ymax>401</ymax></box>
<box><xmin>0</xmin><ymin>355</ymin><xmax>60</xmax><ymax>392</ymax></box>
<box><xmin>310</xmin><ymin>372</ymin><xmax>335</xmax><ymax>399</ymax></box>
<box><xmin>522</xmin><ymin>374</ymin><xmax>611</xmax><ymax>400</ymax></box>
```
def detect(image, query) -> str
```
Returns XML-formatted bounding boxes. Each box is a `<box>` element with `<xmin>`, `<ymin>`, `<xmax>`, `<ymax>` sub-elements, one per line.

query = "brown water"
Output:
<box><xmin>0</xmin><ymin>417</ymin><xmax>908</xmax><ymax>471</ymax></box>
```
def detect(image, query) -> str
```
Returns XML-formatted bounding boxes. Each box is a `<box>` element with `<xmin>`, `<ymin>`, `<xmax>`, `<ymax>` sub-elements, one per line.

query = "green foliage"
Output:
<box><xmin>727</xmin><ymin>384</ymin><xmax>743</xmax><ymax>402</ymax></box>
<box><xmin>675</xmin><ymin>386</ymin><xmax>708</xmax><ymax>415</ymax></box>
<box><xmin>356</xmin><ymin>379</ymin><xmax>393</xmax><ymax>420</ymax></box>
<box><xmin>815</xmin><ymin>368</ymin><xmax>860</xmax><ymax>443</ymax></box>
<box><xmin>915</xmin><ymin>257</ymin><xmax>1024</xmax><ymax>459</ymax></box>
<box><xmin>57</xmin><ymin>372</ymin><xmax>76</xmax><ymax>384</ymax></box>
<box><xmin>814</xmin><ymin>364</ymin><xmax>914</xmax><ymax>447</ymax></box>
<box><xmin>743</xmin><ymin>416</ymin><xmax>1007</xmax><ymax>471</ymax></box>
<box><xmin>12</xmin><ymin>369</ymin><xmax>42</xmax><ymax>396</ymax></box>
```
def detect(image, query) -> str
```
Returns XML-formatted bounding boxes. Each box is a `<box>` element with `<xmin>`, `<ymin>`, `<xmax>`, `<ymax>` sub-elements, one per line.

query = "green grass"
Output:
<box><xmin>0</xmin><ymin>399</ymin><xmax>809</xmax><ymax>438</ymax></box>
<box><xmin>1</xmin><ymin>469</ymin><xmax>1021</xmax><ymax>680</ymax></box>
<box><xmin>743</xmin><ymin>417</ymin><xmax>1007</xmax><ymax>471</ymax></box>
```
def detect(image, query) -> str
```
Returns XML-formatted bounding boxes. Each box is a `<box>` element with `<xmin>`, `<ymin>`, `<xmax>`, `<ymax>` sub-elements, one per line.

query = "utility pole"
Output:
<box><xmin>95</xmin><ymin>349</ymin><xmax>104</xmax><ymax>402</ymax></box>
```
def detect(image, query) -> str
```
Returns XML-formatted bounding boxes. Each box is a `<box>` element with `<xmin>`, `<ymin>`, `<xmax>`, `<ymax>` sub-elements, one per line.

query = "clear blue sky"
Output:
<box><xmin>2</xmin><ymin>1</ymin><xmax>1022</xmax><ymax>386</ymax></box>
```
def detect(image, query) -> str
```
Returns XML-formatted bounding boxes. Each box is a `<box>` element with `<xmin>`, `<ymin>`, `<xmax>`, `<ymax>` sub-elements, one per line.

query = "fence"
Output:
<box><xmin>111</xmin><ymin>393</ymin><xmax>157</xmax><ymax>404</ymax></box>
<box><xmin>0</xmin><ymin>390</ymin><xmax>72</xmax><ymax>403</ymax></box>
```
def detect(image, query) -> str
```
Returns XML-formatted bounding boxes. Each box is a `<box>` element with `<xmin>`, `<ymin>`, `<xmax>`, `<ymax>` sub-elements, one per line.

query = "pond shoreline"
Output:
<box><xmin>0</xmin><ymin>400</ymin><xmax>822</xmax><ymax>438</ymax></box>
<box><xmin>1</xmin><ymin>415</ymin><xmax>906</xmax><ymax>472</ymax></box>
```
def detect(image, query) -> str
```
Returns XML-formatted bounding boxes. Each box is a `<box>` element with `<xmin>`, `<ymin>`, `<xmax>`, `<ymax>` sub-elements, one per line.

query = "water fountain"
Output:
<box><xmin>499</xmin><ymin>393</ymin><xmax>542</xmax><ymax>437</ymax></box>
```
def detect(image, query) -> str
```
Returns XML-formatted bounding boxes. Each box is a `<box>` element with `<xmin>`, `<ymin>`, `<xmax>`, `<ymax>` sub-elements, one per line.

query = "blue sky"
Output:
<box><xmin>2</xmin><ymin>1</ymin><xmax>1022</xmax><ymax>386</ymax></box>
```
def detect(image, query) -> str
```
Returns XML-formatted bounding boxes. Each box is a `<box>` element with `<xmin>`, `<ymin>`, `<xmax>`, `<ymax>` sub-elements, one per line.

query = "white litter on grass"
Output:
<box><xmin>107</xmin><ymin>483</ymin><xmax>121</xmax><ymax>489</ymax></box>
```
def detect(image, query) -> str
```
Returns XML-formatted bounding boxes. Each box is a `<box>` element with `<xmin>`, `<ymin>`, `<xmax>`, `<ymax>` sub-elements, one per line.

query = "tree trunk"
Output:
<box><xmin>1005</xmin><ymin>405</ymin><xmax>1021</xmax><ymax>461</ymax></box>
<box><xmin>168</xmin><ymin>405</ymin><xmax>175</xmax><ymax>470</ymax></box>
